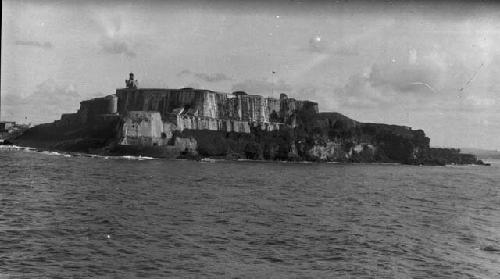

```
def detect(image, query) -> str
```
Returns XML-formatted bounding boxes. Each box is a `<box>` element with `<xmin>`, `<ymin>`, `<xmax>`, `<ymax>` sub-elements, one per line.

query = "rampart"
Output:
<box><xmin>53</xmin><ymin>95</ymin><xmax>118</xmax><ymax>128</ymax></box>
<box><xmin>78</xmin><ymin>95</ymin><xmax>118</xmax><ymax>123</ymax></box>
<box><xmin>116</xmin><ymin>88</ymin><xmax>318</xmax><ymax>125</ymax></box>
<box><xmin>47</xmin><ymin>84</ymin><xmax>319</xmax><ymax>148</ymax></box>
<box><xmin>116</xmin><ymin>87</ymin><xmax>317</xmax><ymax>146</ymax></box>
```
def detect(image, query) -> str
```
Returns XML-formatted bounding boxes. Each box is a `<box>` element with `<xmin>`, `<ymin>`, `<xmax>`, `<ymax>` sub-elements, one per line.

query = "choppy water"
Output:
<box><xmin>1</xmin><ymin>147</ymin><xmax>499</xmax><ymax>278</ymax></box>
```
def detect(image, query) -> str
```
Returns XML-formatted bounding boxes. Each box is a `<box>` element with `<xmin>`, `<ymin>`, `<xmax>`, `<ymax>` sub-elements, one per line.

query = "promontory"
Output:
<box><xmin>10</xmin><ymin>73</ymin><xmax>486</xmax><ymax>165</ymax></box>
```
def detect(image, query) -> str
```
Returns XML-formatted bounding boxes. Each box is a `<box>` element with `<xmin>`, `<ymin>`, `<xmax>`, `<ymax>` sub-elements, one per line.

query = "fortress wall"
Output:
<box><xmin>280</xmin><ymin>98</ymin><xmax>297</xmax><ymax>122</ymax></box>
<box><xmin>259</xmin><ymin>122</ymin><xmax>283</xmax><ymax>132</ymax></box>
<box><xmin>281</xmin><ymin>99</ymin><xmax>295</xmax><ymax>124</ymax></box>
<box><xmin>201</xmin><ymin>91</ymin><xmax>228</xmax><ymax>118</ymax></box>
<box><xmin>78</xmin><ymin>95</ymin><xmax>118</xmax><ymax>123</ymax></box>
<box><xmin>116</xmin><ymin>88</ymin><xmax>317</xmax><ymax>125</ymax></box>
<box><xmin>175</xmin><ymin>115</ymin><xmax>253</xmax><ymax>133</ymax></box>
<box><xmin>115</xmin><ymin>88</ymin><xmax>317</xmax><ymax>138</ymax></box>
<box><xmin>229</xmin><ymin>120</ymin><xmax>251</xmax><ymax>133</ymax></box>
<box><xmin>234</xmin><ymin>95</ymin><xmax>266</xmax><ymax>122</ymax></box>
<box><xmin>296</xmin><ymin>100</ymin><xmax>319</xmax><ymax>114</ymax></box>
<box><xmin>121</xmin><ymin>111</ymin><xmax>168</xmax><ymax>146</ymax></box>
<box><xmin>117</xmin><ymin>90</ymin><xmax>284</xmax><ymax>124</ymax></box>
<box><xmin>265</xmin><ymin>97</ymin><xmax>281</xmax><ymax>122</ymax></box>
<box><xmin>58</xmin><ymin>113</ymin><xmax>80</xmax><ymax>127</ymax></box>
<box><xmin>278</xmin><ymin>98</ymin><xmax>319</xmax><ymax>125</ymax></box>
<box><xmin>238</xmin><ymin>97</ymin><xmax>249</xmax><ymax>121</ymax></box>
<box><xmin>223</xmin><ymin>95</ymin><xmax>281</xmax><ymax>123</ymax></box>
<box><xmin>248</xmin><ymin>95</ymin><xmax>262</xmax><ymax>122</ymax></box>
<box><xmin>116</xmin><ymin>89</ymin><xmax>228</xmax><ymax>120</ymax></box>
<box><xmin>162</xmin><ymin>122</ymin><xmax>176</xmax><ymax>140</ymax></box>
<box><xmin>111</xmin><ymin>89</ymin><xmax>315</xmax><ymax>147</ymax></box>
<box><xmin>239</xmin><ymin>96</ymin><xmax>252</xmax><ymax>122</ymax></box>
<box><xmin>106</xmin><ymin>95</ymin><xmax>118</xmax><ymax>114</ymax></box>
<box><xmin>224</xmin><ymin>97</ymin><xmax>240</xmax><ymax>120</ymax></box>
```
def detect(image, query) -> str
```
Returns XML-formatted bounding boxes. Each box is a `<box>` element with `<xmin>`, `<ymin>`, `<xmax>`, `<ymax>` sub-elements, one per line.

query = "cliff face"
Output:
<box><xmin>297</xmin><ymin>112</ymin><xmax>431</xmax><ymax>162</ymax></box>
<box><xmin>12</xmin><ymin>114</ymin><xmax>121</xmax><ymax>152</ymax></box>
<box><xmin>173</xmin><ymin>111</ymin><xmax>477</xmax><ymax>165</ymax></box>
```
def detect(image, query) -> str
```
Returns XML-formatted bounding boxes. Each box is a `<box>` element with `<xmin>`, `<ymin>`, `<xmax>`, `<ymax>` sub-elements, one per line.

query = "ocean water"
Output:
<box><xmin>1</xmin><ymin>147</ymin><xmax>499</xmax><ymax>278</ymax></box>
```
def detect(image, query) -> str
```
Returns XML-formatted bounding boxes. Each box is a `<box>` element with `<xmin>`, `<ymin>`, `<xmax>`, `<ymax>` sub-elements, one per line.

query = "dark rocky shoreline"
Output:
<box><xmin>0</xmin><ymin>142</ymin><xmax>490</xmax><ymax>167</ymax></box>
<box><xmin>6</xmin><ymin>120</ymin><xmax>488</xmax><ymax>167</ymax></box>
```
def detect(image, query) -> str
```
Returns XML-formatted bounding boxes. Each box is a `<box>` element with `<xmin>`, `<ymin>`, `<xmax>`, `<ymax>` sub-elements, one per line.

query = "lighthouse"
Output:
<box><xmin>125</xmin><ymin>73</ymin><xmax>138</xmax><ymax>89</ymax></box>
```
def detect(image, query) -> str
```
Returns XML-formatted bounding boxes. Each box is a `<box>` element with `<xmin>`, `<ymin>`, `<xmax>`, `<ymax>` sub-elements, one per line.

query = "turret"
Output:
<box><xmin>125</xmin><ymin>72</ymin><xmax>138</xmax><ymax>89</ymax></box>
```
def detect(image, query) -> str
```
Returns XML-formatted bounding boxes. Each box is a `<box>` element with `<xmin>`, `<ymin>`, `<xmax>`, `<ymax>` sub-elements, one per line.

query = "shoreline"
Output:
<box><xmin>1</xmin><ymin>143</ymin><xmax>490</xmax><ymax>167</ymax></box>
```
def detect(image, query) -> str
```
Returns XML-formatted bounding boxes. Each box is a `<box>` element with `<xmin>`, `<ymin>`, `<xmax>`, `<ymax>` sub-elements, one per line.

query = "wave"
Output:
<box><xmin>74</xmin><ymin>153</ymin><xmax>155</xmax><ymax>160</ymax></box>
<box><xmin>40</xmin><ymin>151</ymin><xmax>71</xmax><ymax>157</ymax></box>
<box><xmin>0</xmin><ymin>145</ymin><xmax>155</xmax><ymax>161</ymax></box>
<box><xmin>200</xmin><ymin>158</ymin><xmax>217</xmax><ymax>163</ymax></box>
<box><xmin>0</xmin><ymin>145</ymin><xmax>37</xmax><ymax>152</ymax></box>
<box><xmin>119</xmin><ymin>155</ymin><xmax>155</xmax><ymax>161</ymax></box>
<box><xmin>444</xmin><ymin>164</ymin><xmax>480</xmax><ymax>168</ymax></box>
<box><xmin>1</xmin><ymin>145</ymin><xmax>74</xmax><ymax>158</ymax></box>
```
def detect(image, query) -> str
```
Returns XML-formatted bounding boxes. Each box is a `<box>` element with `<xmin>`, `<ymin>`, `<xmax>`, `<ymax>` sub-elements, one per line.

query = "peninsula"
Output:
<box><xmin>10</xmin><ymin>73</ymin><xmax>486</xmax><ymax>165</ymax></box>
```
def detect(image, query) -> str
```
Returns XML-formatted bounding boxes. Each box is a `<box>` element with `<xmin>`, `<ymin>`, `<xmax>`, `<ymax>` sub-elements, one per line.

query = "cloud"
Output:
<box><xmin>296</xmin><ymin>35</ymin><xmax>329</xmax><ymax>54</ymax></box>
<box><xmin>300</xmin><ymin>34</ymin><xmax>361</xmax><ymax>57</ymax></box>
<box><xmin>194</xmin><ymin>73</ymin><xmax>231</xmax><ymax>82</ymax></box>
<box><xmin>92</xmin><ymin>14</ymin><xmax>138</xmax><ymax>57</ymax></box>
<box><xmin>177</xmin><ymin>69</ymin><xmax>192</xmax><ymax>77</ymax></box>
<box><xmin>331</xmin><ymin>58</ymin><xmax>444</xmax><ymax>110</ymax></box>
<box><xmin>2</xmin><ymin>79</ymin><xmax>82</xmax><ymax>124</ymax></box>
<box><xmin>289</xmin><ymin>53</ymin><xmax>331</xmax><ymax>80</ymax></box>
<box><xmin>333</xmin><ymin>47</ymin><xmax>359</xmax><ymax>56</ymax></box>
<box><xmin>408</xmin><ymin>82</ymin><xmax>436</xmax><ymax>93</ymax></box>
<box><xmin>333</xmin><ymin>54</ymin><xmax>497</xmax><ymax>113</ymax></box>
<box><xmin>368</xmin><ymin>61</ymin><xmax>442</xmax><ymax>95</ymax></box>
<box><xmin>177</xmin><ymin>70</ymin><xmax>232</xmax><ymax>82</ymax></box>
<box><xmin>99</xmin><ymin>37</ymin><xmax>136</xmax><ymax>57</ymax></box>
<box><xmin>231</xmin><ymin>79</ymin><xmax>292</xmax><ymax>95</ymax></box>
<box><xmin>185</xmin><ymin>82</ymin><xmax>200</xmax><ymax>89</ymax></box>
<box><xmin>462</xmin><ymin>95</ymin><xmax>497</xmax><ymax>109</ymax></box>
<box><xmin>307</xmin><ymin>35</ymin><xmax>327</xmax><ymax>53</ymax></box>
<box><xmin>15</xmin><ymin>40</ymin><xmax>53</xmax><ymax>49</ymax></box>
<box><xmin>334</xmin><ymin>73</ymin><xmax>396</xmax><ymax>109</ymax></box>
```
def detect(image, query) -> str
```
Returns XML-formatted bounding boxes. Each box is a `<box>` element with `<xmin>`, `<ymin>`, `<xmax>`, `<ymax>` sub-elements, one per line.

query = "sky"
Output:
<box><xmin>1</xmin><ymin>0</ymin><xmax>499</xmax><ymax>150</ymax></box>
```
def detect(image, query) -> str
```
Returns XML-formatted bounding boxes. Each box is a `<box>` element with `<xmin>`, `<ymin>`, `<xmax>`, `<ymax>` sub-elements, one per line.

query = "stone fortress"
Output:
<box><xmin>18</xmin><ymin>73</ymin><xmax>486</xmax><ymax>165</ymax></box>
<box><xmin>55</xmin><ymin>73</ymin><xmax>318</xmax><ymax>147</ymax></box>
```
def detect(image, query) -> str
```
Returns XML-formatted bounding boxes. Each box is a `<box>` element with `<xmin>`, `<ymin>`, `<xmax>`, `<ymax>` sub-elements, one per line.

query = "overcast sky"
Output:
<box><xmin>2</xmin><ymin>0</ymin><xmax>499</xmax><ymax>150</ymax></box>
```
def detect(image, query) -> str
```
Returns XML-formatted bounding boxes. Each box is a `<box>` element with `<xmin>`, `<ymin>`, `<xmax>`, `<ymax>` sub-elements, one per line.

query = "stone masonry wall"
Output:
<box><xmin>116</xmin><ymin>88</ymin><xmax>318</xmax><ymax>127</ymax></box>
<box><xmin>120</xmin><ymin>111</ymin><xmax>169</xmax><ymax>146</ymax></box>
<box><xmin>114</xmin><ymin>88</ymin><xmax>319</xmax><ymax>146</ymax></box>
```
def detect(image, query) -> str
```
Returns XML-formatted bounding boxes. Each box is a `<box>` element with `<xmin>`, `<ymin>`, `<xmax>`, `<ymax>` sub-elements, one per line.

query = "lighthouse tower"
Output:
<box><xmin>125</xmin><ymin>73</ymin><xmax>138</xmax><ymax>89</ymax></box>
